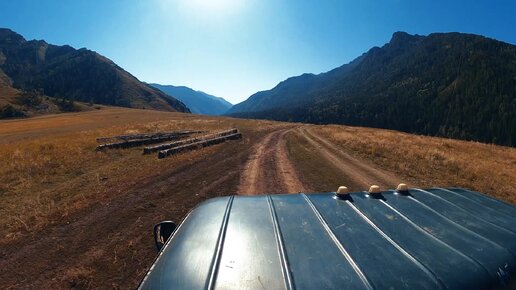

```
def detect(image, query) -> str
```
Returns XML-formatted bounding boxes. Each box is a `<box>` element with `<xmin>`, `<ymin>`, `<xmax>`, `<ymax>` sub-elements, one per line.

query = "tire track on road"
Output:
<box><xmin>238</xmin><ymin>128</ymin><xmax>310</xmax><ymax>195</ymax></box>
<box><xmin>299</xmin><ymin>127</ymin><xmax>402</xmax><ymax>190</ymax></box>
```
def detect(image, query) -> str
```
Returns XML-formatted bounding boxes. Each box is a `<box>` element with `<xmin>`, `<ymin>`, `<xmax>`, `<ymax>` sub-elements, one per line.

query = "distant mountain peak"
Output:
<box><xmin>150</xmin><ymin>83</ymin><xmax>232</xmax><ymax>115</ymax></box>
<box><xmin>0</xmin><ymin>28</ymin><xmax>26</xmax><ymax>45</ymax></box>
<box><xmin>391</xmin><ymin>31</ymin><xmax>412</xmax><ymax>41</ymax></box>
<box><xmin>387</xmin><ymin>31</ymin><xmax>424</xmax><ymax>47</ymax></box>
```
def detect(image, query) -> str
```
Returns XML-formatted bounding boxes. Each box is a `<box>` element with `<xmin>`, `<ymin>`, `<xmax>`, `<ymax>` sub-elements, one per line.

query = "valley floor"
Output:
<box><xmin>0</xmin><ymin>108</ymin><xmax>514</xmax><ymax>289</ymax></box>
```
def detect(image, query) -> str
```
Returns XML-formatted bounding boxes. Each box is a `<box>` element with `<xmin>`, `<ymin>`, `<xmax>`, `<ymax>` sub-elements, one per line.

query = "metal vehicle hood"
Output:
<box><xmin>139</xmin><ymin>188</ymin><xmax>516</xmax><ymax>290</ymax></box>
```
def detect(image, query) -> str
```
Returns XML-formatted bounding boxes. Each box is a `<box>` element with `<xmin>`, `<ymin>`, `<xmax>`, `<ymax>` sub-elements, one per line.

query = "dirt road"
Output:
<box><xmin>0</xmin><ymin>121</ymin><xmax>404</xmax><ymax>289</ymax></box>
<box><xmin>236</xmin><ymin>125</ymin><xmax>402</xmax><ymax>195</ymax></box>
<box><xmin>238</xmin><ymin>128</ymin><xmax>310</xmax><ymax>195</ymax></box>
<box><xmin>299</xmin><ymin>127</ymin><xmax>401</xmax><ymax>189</ymax></box>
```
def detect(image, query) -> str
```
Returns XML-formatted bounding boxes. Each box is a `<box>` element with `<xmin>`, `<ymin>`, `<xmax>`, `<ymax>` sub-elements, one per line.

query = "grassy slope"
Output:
<box><xmin>0</xmin><ymin>83</ymin><xmax>95</xmax><ymax>118</ymax></box>
<box><xmin>287</xmin><ymin>125</ymin><xmax>515</xmax><ymax>204</ymax></box>
<box><xmin>0</xmin><ymin>69</ymin><xmax>21</xmax><ymax>107</ymax></box>
<box><xmin>0</xmin><ymin>86</ymin><xmax>19</xmax><ymax>106</ymax></box>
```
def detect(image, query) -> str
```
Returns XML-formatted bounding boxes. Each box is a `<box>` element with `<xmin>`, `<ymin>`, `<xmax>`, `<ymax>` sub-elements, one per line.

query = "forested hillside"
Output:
<box><xmin>229</xmin><ymin>32</ymin><xmax>516</xmax><ymax>146</ymax></box>
<box><xmin>0</xmin><ymin>28</ymin><xmax>189</xmax><ymax>115</ymax></box>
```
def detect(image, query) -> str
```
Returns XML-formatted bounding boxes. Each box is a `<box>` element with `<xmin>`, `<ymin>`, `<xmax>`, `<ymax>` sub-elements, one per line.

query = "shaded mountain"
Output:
<box><xmin>1</xmin><ymin>64</ymin><xmax>96</xmax><ymax>118</ymax></box>
<box><xmin>0</xmin><ymin>28</ymin><xmax>189</xmax><ymax>114</ymax></box>
<box><xmin>228</xmin><ymin>32</ymin><xmax>516</xmax><ymax>146</ymax></box>
<box><xmin>151</xmin><ymin>83</ymin><xmax>232</xmax><ymax>115</ymax></box>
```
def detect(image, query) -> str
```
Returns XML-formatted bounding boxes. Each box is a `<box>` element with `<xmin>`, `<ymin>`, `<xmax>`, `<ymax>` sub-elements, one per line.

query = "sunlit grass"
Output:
<box><xmin>2</xmin><ymin>108</ymin><xmax>513</xmax><ymax>246</ymax></box>
<box><xmin>314</xmin><ymin>125</ymin><xmax>516</xmax><ymax>203</ymax></box>
<box><xmin>0</xmin><ymin>108</ymin><xmax>280</xmax><ymax>241</ymax></box>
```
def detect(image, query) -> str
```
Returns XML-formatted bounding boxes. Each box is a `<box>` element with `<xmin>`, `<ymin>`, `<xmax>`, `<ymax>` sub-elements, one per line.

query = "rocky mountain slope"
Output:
<box><xmin>0</xmin><ymin>28</ymin><xmax>189</xmax><ymax>117</ymax></box>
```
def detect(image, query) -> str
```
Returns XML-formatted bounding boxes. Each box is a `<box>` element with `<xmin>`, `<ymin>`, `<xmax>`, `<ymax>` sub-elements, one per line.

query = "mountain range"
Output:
<box><xmin>150</xmin><ymin>84</ymin><xmax>232</xmax><ymax>115</ymax></box>
<box><xmin>228</xmin><ymin>32</ymin><xmax>516</xmax><ymax>146</ymax></box>
<box><xmin>1</xmin><ymin>28</ymin><xmax>514</xmax><ymax>146</ymax></box>
<box><xmin>0</xmin><ymin>28</ymin><xmax>189</xmax><ymax>116</ymax></box>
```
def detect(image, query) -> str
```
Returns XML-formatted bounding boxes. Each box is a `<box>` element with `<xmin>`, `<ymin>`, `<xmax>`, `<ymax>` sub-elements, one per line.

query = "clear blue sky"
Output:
<box><xmin>1</xmin><ymin>0</ymin><xmax>515</xmax><ymax>104</ymax></box>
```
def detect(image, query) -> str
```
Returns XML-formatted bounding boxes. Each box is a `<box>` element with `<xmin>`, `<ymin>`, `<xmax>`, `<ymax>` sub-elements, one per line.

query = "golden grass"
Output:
<box><xmin>313</xmin><ymin>125</ymin><xmax>516</xmax><ymax>204</ymax></box>
<box><xmin>0</xmin><ymin>108</ymin><xmax>281</xmax><ymax>241</ymax></box>
<box><xmin>1</xmin><ymin>108</ymin><xmax>514</xmax><ymax>243</ymax></box>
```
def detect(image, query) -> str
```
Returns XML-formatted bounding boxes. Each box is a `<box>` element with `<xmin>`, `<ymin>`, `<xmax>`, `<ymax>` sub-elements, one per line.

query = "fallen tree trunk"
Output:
<box><xmin>158</xmin><ymin>132</ymin><xmax>242</xmax><ymax>159</ymax></box>
<box><xmin>96</xmin><ymin>130</ymin><xmax>204</xmax><ymax>143</ymax></box>
<box><xmin>96</xmin><ymin>131</ymin><xmax>203</xmax><ymax>151</ymax></box>
<box><xmin>143</xmin><ymin>128</ymin><xmax>238</xmax><ymax>154</ymax></box>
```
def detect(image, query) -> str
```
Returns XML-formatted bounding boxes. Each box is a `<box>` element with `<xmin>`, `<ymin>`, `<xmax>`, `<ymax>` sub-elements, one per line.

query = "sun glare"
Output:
<box><xmin>188</xmin><ymin>0</ymin><xmax>239</xmax><ymax>11</ymax></box>
<box><xmin>171</xmin><ymin>0</ymin><xmax>245</xmax><ymax>17</ymax></box>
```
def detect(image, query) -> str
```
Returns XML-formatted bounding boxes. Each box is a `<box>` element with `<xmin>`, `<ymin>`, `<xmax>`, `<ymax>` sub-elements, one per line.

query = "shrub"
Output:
<box><xmin>0</xmin><ymin>105</ymin><xmax>26</xmax><ymax>119</ymax></box>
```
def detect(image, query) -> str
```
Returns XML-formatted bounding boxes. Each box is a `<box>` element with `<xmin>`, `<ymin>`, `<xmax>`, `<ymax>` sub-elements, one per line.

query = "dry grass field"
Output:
<box><xmin>0</xmin><ymin>108</ymin><xmax>514</xmax><ymax>289</ymax></box>
<box><xmin>315</xmin><ymin>125</ymin><xmax>515</xmax><ymax>203</ymax></box>
<box><xmin>286</xmin><ymin>125</ymin><xmax>515</xmax><ymax>204</ymax></box>
<box><xmin>0</xmin><ymin>108</ymin><xmax>279</xmax><ymax>239</ymax></box>
<box><xmin>0</xmin><ymin>108</ymin><xmax>289</xmax><ymax>289</ymax></box>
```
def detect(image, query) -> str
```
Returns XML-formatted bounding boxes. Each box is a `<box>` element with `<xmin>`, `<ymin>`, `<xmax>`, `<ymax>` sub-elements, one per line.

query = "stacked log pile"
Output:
<box><xmin>143</xmin><ymin>128</ymin><xmax>238</xmax><ymax>155</ymax></box>
<box><xmin>95</xmin><ymin>130</ymin><xmax>203</xmax><ymax>151</ymax></box>
<box><xmin>96</xmin><ymin>131</ymin><xmax>200</xmax><ymax>143</ymax></box>
<box><xmin>95</xmin><ymin>128</ymin><xmax>242</xmax><ymax>158</ymax></box>
<box><xmin>157</xmin><ymin>129</ymin><xmax>242</xmax><ymax>159</ymax></box>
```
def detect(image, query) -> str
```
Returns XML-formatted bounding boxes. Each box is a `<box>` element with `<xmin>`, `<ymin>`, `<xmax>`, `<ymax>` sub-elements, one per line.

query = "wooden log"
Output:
<box><xmin>158</xmin><ymin>132</ymin><xmax>242</xmax><ymax>159</ymax></box>
<box><xmin>95</xmin><ymin>131</ymin><xmax>203</xmax><ymax>151</ymax></box>
<box><xmin>143</xmin><ymin>128</ymin><xmax>238</xmax><ymax>154</ymax></box>
<box><xmin>96</xmin><ymin>130</ymin><xmax>204</xmax><ymax>143</ymax></box>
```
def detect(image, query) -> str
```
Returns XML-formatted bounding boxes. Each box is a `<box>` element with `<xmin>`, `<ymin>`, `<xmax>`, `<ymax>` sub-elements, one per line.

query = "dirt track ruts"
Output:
<box><xmin>299</xmin><ymin>127</ymin><xmax>401</xmax><ymax>189</ymax></box>
<box><xmin>238</xmin><ymin>128</ymin><xmax>310</xmax><ymax>195</ymax></box>
<box><xmin>0</xmin><ymin>123</ymin><xmax>404</xmax><ymax>289</ymax></box>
